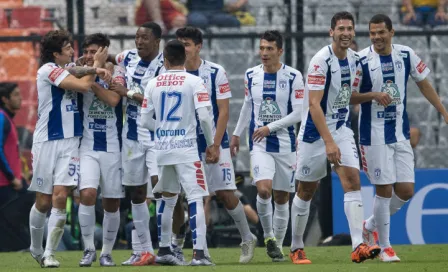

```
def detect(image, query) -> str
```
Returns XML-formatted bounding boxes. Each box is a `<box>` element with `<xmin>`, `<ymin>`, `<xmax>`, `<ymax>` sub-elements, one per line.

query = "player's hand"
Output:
<box><xmin>403</xmin><ymin>11</ymin><xmax>416</xmax><ymax>24</ymax></box>
<box><xmin>95</xmin><ymin>67</ymin><xmax>112</xmax><ymax>84</ymax></box>
<box><xmin>230</xmin><ymin>136</ymin><xmax>240</xmax><ymax>157</ymax></box>
<box><xmin>325</xmin><ymin>140</ymin><xmax>341</xmax><ymax>165</ymax></box>
<box><xmin>110</xmin><ymin>83</ymin><xmax>128</xmax><ymax>97</ymax></box>
<box><xmin>93</xmin><ymin>46</ymin><xmax>109</xmax><ymax>66</ymax></box>
<box><xmin>205</xmin><ymin>145</ymin><xmax>219</xmax><ymax>164</ymax></box>
<box><xmin>208</xmin><ymin>144</ymin><xmax>220</xmax><ymax>164</ymax></box>
<box><xmin>12</xmin><ymin>178</ymin><xmax>23</xmax><ymax>191</ymax></box>
<box><xmin>375</xmin><ymin>92</ymin><xmax>392</xmax><ymax>107</ymax></box>
<box><xmin>252</xmin><ymin>126</ymin><xmax>270</xmax><ymax>143</ymax></box>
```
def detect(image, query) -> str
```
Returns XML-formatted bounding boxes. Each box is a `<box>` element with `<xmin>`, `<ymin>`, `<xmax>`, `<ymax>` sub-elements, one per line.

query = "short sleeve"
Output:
<box><xmin>41</xmin><ymin>64</ymin><xmax>70</xmax><ymax>87</ymax></box>
<box><xmin>116</xmin><ymin>50</ymin><xmax>130</xmax><ymax>68</ymax></box>
<box><xmin>215</xmin><ymin>67</ymin><xmax>231</xmax><ymax>100</ymax></box>
<box><xmin>352</xmin><ymin>62</ymin><xmax>363</xmax><ymax>93</ymax></box>
<box><xmin>409</xmin><ymin>48</ymin><xmax>430</xmax><ymax>82</ymax></box>
<box><xmin>193</xmin><ymin>78</ymin><xmax>212</xmax><ymax>109</ymax></box>
<box><xmin>141</xmin><ymin>80</ymin><xmax>155</xmax><ymax>114</ymax></box>
<box><xmin>306</xmin><ymin>56</ymin><xmax>329</xmax><ymax>91</ymax></box>
<box><xmin>244</xmin><ymin>71</ymin><xmax>252</xmax><ymax>102</ymax></box>
<box><xmin>112</xmin><ymin>66</ymin><xmax>126</xmax><ymax>86</ymax></box>
<box><xmin>290</xmin><ymin>71</ymin><xmax>305</xmax><ymax>106</ymax></box>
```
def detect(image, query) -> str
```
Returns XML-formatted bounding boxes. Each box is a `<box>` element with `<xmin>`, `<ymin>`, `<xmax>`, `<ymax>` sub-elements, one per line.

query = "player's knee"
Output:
<box><xmin>35</xmin><ymin>193</ymin><xmax>52</xmax><ymax>212</ymax></box>
<box><xmin>52</xmin><ymin>188</ymin><xmax>69</xmax><ymax>208</ymax></box>
<box><xmin>103</xmin><ymin>198</ymin><xmax>120</xmax><ymax>212</ymax></box>
<box><xmin>80</xmin><ymin>188</ymin><xmax>97</xmax><ymax>205</ymax></box>
<box><xmin>257</xmin><ymin>187</ymin><xmax>272</xmax><ymax>199</ymax></box>
<box><xmin>395</xmin><ymin>188</ymin><xmax>414</xmax><ymax>201</ymax></box>
<box><xmin>215</xmin><ymin>190</ymin><xmax>236</xmax><ymax>202</ymax></box>
<box><xmin>297</xmin><ymin>182</ymin><xmax>317</xmax><ymax>201</ymax></box>
<box><xmin>273</xmin><ymin>191</ymin><xmax>289</xmax><ymax>204</ymax></box>
<box><xmin>129</xmin><ymin>185</ymin><xmax>147</xmax><ymax>204</ymax></box>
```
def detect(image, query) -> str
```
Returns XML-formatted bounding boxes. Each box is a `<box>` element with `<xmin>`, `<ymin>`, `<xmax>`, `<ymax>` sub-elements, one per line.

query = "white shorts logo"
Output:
<box><xmin>374</xmin><ymin>168</ymin><xmax>381</xmax><ymax>180</ymax></box>
<box><xmin>301</xmin><ymin>165</ymin><xmax>311</xmax><ymax>176</ymax></box>
<box><xmin>253</xmin><ymin>165</ymin><xmax>260</xmax><ymax>177</ymax></box>
<box><xmin>37</xmin><ymin>178</ymin><xmax>43</xmax><ymax>187</ymax></box>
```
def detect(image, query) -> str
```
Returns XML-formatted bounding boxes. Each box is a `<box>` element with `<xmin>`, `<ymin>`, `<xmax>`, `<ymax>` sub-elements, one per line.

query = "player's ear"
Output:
<box><xmin>329</xmin><ymin>28</ymin><xmax>334</xmax><ymax>37</ymax></box>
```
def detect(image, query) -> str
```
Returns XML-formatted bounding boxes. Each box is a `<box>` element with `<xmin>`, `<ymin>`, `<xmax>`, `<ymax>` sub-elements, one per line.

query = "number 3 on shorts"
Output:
<box><xmin>68</xmin><ymin>163</ymin><xmax>80</xmax><ymax>182</ymax></box>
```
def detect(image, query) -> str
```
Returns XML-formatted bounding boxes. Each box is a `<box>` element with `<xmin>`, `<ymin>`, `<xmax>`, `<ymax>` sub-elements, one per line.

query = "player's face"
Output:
<box><xmin>369</xmin><ymin>22</ymin><xmax>394</xmax><ymax>53</ymax></box>
<box><xmin>135</xmin><ymin>27</ymin><xmax>160</xmax><ymax>59</ymax></box>
<box><xmin>177</xmin><ymin>38</ymin><xmax>201</xmax><ymax>61</ymax></box>
<box><xmin>259</xmin><ymin>39</ymin><xmax>283</xmax><ymax>66</ymax></box>
<box><xmin>54</xmin><ymin>42</ymin><xmax>74</xmax><ymax>65</ymax></box>
<box><xmin>82</xmin><ymin>44</ymin><xmax>99</xmax><ymax>67</ymax></box>
<box><xmin>330</xmin><ymin>19</ymin><xmax>355</xmax><ymax>50</ymax></box>
<box><xmin>7</xmin><ymin>87</ymin><xmax>22</xmax><ymax>111</ymax></box>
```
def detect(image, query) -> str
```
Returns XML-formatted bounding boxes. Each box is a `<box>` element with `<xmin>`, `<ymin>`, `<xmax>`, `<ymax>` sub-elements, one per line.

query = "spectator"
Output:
<box><xmin>401</xmin><ymin>0</ymin><xmax>448</xmax><ymax>28</ymax></box>
<box><xmin>135</xmin><ymin>0</ymin><xmax>187</xmax><ymax>33</ymax></box>
<box><xmin>187</xmin><ymin>0</ymin><xmax>242</xmax><ymax>30</ymax></box>
<box><xmin>0</xmin><ymin>82</ymin><xmax>23</xmax><ymax>207</ymax></box>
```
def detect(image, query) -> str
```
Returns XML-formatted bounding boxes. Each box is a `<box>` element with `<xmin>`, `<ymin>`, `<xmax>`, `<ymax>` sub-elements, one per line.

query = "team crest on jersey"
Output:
<box><xmin>88</xmin><ymin>96</ymin><xmax>114</xmax><ymax>119</ymax></box>
<box><xmin>279</xmin><ymin>79</ymin><xmax>287</xmax><ymax>90</ymax></box>
<box><xmin>381</xmin><ymin>80</ymin><xmax>401</xmax><ymax>106</ymax></box>
<box><xmin>201</xmin><ymin>75</ymin><xmax>208</xmax><ymax>84</ymax></box>
<box><xmin>259</xmin><ymin>98</ymin><xmax>282</xmax><ymax>123</ymax></box>
<box><xmin>332</xmin><ymin>83</ymin><xmax>351</xmax><ymax>110</ymax></box>
<box><xmin>395</xmin><ymin>60</ymin><xmax>402</xmax><ymax>72</ymax></box>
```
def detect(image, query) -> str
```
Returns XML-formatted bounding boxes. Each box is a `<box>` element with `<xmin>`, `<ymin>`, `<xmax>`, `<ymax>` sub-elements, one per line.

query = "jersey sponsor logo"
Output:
<box><xmin>219</xmin><ymin>83</ymin><xmax>230</xmax><ymax>94</ymax></box>
<box><xmin>259</xmin><ymin>97</ymin><xmax>282</xmax><ymax>123</ymax></box>
<box><xmin>377</xmin><ymin>111</ymin><xmax>400</xmax><ymax>121</ymax></box>
<box><xmin>381</xmin><ymin>62</ymin><xmax>394</xmax><ymax>72</ymax></box>
<box><xmin>113</xmin><ymin>75</ymin><xmax>126</xmax><ymax>86</ymax></box>
<box><xmin>88</xmin><ymin>122</ymin><xmax>112</xmax><ymax>131</ymax></box>
<box><xmin>197</xmin><ymin>93</ymin><xmax>210</xmax><ymax>102</ymax></box>
<box><xmin>48</xmin><ymin>67</ymin><xmax>65</xmax><ymax>82</ymax></box>
<box><xmin>332</xmin><ymin>83</ymin><xmax>351</xmax><ymax>110</ymax></box>
<box><xmin>155</xmin><ymin>128</ymin><xmax>186</xmax><ymax>139</ymax></box>
<box><xmin>313</xmin><ymin>65</ymin><xmax>320</xmax><ymax>71</ymax></box>
<box><xmin>142</xmin><ymin>98</ymin><xmax>148</xmax><ymax>108</ymax></box>
<box><xmin>353</xmin><ymin>77</ymin><xmax>360</xmax><ymax>88</ymax></box>
<box><xmin>194</xmin><ymin>161</ymin><xmax>206</xmax><ymax>190</ymax></box>
<box><xmin>416</xmin><ymin>61</ymin><xmax>427</xmax><ymax>74</ymax></box>
<box><xmin>295</xmin><ymin>89</ymin><xmax>304</xmax><ymax>99</ymax></box>
<box><xmin>308</xmin><ymin>75</ymin><xmax>325</xmax><ymax>85</ymax></box>
<box><xmin>155</xmin><ymin>138</ymin><xmax>195</xmax><ymax>150</ymax></box>
<box><xmin>263</xmin><ymin>79</ymin><xmax>276</xmax><ymax>89</ymax></box>
<box><xmin>117</xmin><ymin>53</ymin><xmax>125</xmax><ymax>64</ymax></box>
<box><xmin>381</xmin><ymin>80</ymin><xmax>401</xmax><ymax>106</ymax></box>
<box><xmin>88</xmin><ymin>96</ymin><xmax>114</xmax><ymax>119</ymax></box>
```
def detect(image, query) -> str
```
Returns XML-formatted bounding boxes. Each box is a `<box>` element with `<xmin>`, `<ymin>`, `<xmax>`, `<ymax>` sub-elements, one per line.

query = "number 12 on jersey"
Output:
<box><xmin>160</xmin><ymin>91</ymin><xmax>182</xmax><ymax>122</ymax></box>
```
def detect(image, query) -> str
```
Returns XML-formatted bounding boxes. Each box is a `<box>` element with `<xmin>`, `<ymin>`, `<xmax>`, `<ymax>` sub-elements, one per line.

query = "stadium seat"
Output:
<box><xmin>0</xmin><ymin>0</ymin><xmax>23</xmax><ymax>9</ymax></box>
<box><xmin>0</xmin><ymin>53</ymin><xmax>38</xmax><ymax>81</ymax></box>
<box><xmin>0</xmin><ymin>29</ymin><xmax>35</xmax><ymax>53</ymax></box>
<box><xmin>10</xmin><ymin>6</ymin><xmax>52</xmax><ymax>29</ymax></box>
<box><xmin>0</xmin><ymin>8</ymin><xmax>8</xmax><ymax>28</ymax></box>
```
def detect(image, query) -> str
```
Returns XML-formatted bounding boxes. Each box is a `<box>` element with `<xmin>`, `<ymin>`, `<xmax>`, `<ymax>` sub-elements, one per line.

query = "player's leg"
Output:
<box><xmin>208</xmin><ymin>148</ymin><xmax>256</xmax><ymax>263</ymax></box>
<box><xmin>172</xmin><ymin>193</ymin><xmax>186</xmax><ymax>262</ymax></box>
<box><xmin>78</xmin><ymin>150</ymin><xmax>100</xmax><ymax>267</ymax></box>
<box><xmin>290</xmin><ymin>140</ymin><xmax>326</xmax><ymax>264</ymax></box>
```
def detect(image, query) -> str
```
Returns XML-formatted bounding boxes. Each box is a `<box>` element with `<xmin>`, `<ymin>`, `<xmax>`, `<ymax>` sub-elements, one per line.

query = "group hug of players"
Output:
<box><xmin>26</xmin><ymin>10</ymin><xmax>448</xmax><ymax>268</ymax></box>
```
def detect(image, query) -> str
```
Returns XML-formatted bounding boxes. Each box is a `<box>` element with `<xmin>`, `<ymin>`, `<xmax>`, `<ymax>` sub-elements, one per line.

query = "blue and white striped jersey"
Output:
<box><xmin>34</xmin><ymin>62</ymin><xmax>82</xmax><ymax>143</ymax></box>
<box><xmin>116</xmin><ymin>49</ymin><xmax>165</xmax><ymax>142</ymax></box>
<box><xmin>298</xmin><ymin>45</ymin><xmax>358</xmax><ymax>143</ymax></box>
<box><xmin>245</xmin><ymin>64</ymin><xmax>304</xmax><ymax>153</ymax></box>
<box><xmin>187</xmin><ymin>60</ymin><xmax>231</xmax><ymax>153</ymax></box>
<box><xmin>353</xmin><ymin>44</ymin><xmax>430</xmax><ymax>146</ymax></box>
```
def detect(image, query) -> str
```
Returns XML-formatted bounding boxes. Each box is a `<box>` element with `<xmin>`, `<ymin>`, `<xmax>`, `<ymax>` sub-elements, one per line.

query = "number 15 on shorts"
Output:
<box><xmin>222</xmin><ymin>168</ymin><xmax>231</xmax><ymax>182</ymax></box>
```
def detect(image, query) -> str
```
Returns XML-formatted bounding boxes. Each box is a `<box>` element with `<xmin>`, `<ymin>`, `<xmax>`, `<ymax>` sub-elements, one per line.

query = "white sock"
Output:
<box><xmin>364</xmin><ymin>214</ymin><xmax>376</xmax><ymax>232</ymax></box>
<box><xmin>78</xmin><ymin>204</ymin><xmax>96</xmax><ymax>251</ymax></box>
<box><xmin>256</xmin><ymin>195</ymin><xmax>274</xmax><ymax>239</ymax></box>
<box><xmin>171</xmin><ymin>233</ymin><xmax>185</xmax><ymax>248</ymax></box>
<box><xmin>188</xmin><ymin>198</ymin><xmax>206</xmax><ymax>251</ymax></box>
<box><xmin>132</xmin><ymin>201</ymin><xmax>153</xmax><ymax>254</ymax></box>
<box><xmin>373</xmin><ymin>195</ymin><xmax>391</xmax><ymax>249</ymax></box>
<box><xmin>227</xmin><ymin>201</ymin><xmax>253</xmax><ymax>242</ymax></box>
<box><xmin>159</xmin><ymin>195</ymin><xmax>178</xmax><ymax>248</ymax></box>
<box><xmin>390</xmin><ymin>191</ymin><xmax>408</xmax><ymax>216</ymax></box>
<box><xmin>290</xmin><ymin>195</ymin><xmax>310</xmax><ymax>251</ymax></box>
<box><xmin>43</xmin><ymin>208</ymin><xmax>66</xmax><ymax>258</ymax></box>
<box><xmin>131</xmin><ymin>228</ymin><xmax>143</xmax><ymax>254</ymax></box>
<box><xmin>155</xmin><ymin>198</ymin><xmax>162</xmax><ymax>243</ymax></box>
<box><xmin>101</xmin><ymin>210</ymin><xmax>120</xmax><ymax>256</ymax></box>
<box><xmin>273</xmin><ymin>202</ymin><xmax>289</xmax><ymax>249</ymax></box>
<box><xmin>344</xmin><ymin>191</ymin><xmax>364</xmax><ymax>250</ymax></box>
<box><xmin>29</xmin><ymin>204</ymin><xmax>46</xmax><ymax>254</ymax></box>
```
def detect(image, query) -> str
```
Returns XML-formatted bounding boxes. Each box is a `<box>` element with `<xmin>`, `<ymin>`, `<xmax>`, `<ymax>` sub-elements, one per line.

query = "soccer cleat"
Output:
<box><xmin>265</xmin><ymin>237</ymin><xmax>283</xmax><ymax>260</ymax></box>
<box><xmin>122</xmin><ymin>253</ymin><xmax>141</xmax><ymax>266</ymax></box>
<box><xmin>363</xmin><ymin>221</ymin><xmax>379</xmax><ymax>246</ymax></box>
<box><xmin>172</xmin><ymin>246</ymin><xmax>186</xmax><ymax>263</ymax></box>
<box><xmin>133</xmin><ymin>251</ymin><xmax>156</xmax><ymax>266</ymax></box>
<box><xmin>239</xmin><ymin>233</ymin><xmax>257</xmax><ymax>264</ymax></box>
<box><xmin>351</xmin><ymin>243</ymin><xmax>381</xmax><ymax>263</ymax></box>
<box><xmin>190</xmin><ymin>258</ymin><xmax>215</xmax><ymax>266</ymax></box>
<box><xmin>272</xmin><ymin>248</ymin><xmax>286</xmax><ymax>262</ymax></box>
<box><xmin>40</xmin><ymin>255</ymin><xmax>60</xmax><ymax>268</ymax></box>
<box><xmin>156</xmin><ymin>253</ymin><xmax>185</xmax><ymax>266</ymax></box>
<box><xmin>30</xmin><ymin>249</ymin><xmax>43</xmax><ymax>265</ymax></box>
<box><xmin>380</xmin><ymin>247</ymin><xmax>401</xmax><ymax>262</ymax></box>
<box><xmin>99</xmin><ymin>254</ymin><xmax>116</xmax><ymax>266</ymax></box>
<box><xmin>289</xmin><ymin>249</ymin><xmax>312</xmax><ymax>264</ymax></box>
<box><xmin>79</xmin><ymin>249</ymin><xmax>97</xmax><ymax>267</ymax></box>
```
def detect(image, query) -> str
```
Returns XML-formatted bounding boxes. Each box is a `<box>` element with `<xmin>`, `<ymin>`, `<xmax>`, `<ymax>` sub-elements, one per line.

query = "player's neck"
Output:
<box><xmin>373</xmin><ymin>45</ymin><xmax>392</xmax><ymax>56</ymax></box>
<box><xmin>54</xmin><ymin>59</ymin><xmax>67</xmax><ymax>67</ymax></box>
<box><xmin>167</xmin><ymin>65</ymin><xmax>184</xmax><ymax>71</ymax></box>
<box><xmin>141</xmin><ymin>51</ymin><xmax>159</xmax><ymax>63</ymax></box>
<box><xmin>185</xmin><ymin>57</ymin><xmax>201</xmax><ymax>71</ymax></box>
<box><xmin>263</xmin><ymin>62</ymin><xmax>282</xmax><ymax>74</ymax></box>
<box><xmin>331</xmin><ymin>43</ymin><xmax>348</xmax><ymax>60</ymax></box>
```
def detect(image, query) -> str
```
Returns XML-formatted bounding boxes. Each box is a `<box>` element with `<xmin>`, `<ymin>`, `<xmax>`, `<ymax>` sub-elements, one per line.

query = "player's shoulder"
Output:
<box><xmin>37</xmin><ymin>62</ymin><xmax>61</xmax><ymax>79</ymax></box>
<box><xmin>392</xmin><ymin>44</ymin><xmax>415</xmax><ymax>54</ymax></box>
<box><xmin>281</xmin><ymin>64</ymin><xmax>303</xmax><ymax>77</ymax></box>
<box><xmin>245</xmin><ymin>64</ymin><xmax>263</xmax><ymax>78</ymax></box>
<box><xmin>203</xmin><ymin>59</ymin><xmax>225</xmax><ymax>72</ymax></box>
<box><xmin>357</xmin><ymin>46</ymin><xmax>371</xmax><ymax>58</ymax></box>
<box><xmin>311</xmin><ymin>45</ymin><xmax>333</xmax><ymax>62</ymax></box>
<box><xmin>117</xmin><ymin>48</ymin><xmax>138</xmax><ymax>63</ymax></box>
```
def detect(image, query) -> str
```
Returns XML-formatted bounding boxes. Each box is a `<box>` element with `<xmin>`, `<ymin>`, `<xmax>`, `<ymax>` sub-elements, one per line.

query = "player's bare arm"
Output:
<box><xmin>109</xmin><ymin>83</ymin><xmax>144</xmax><ymax>104</ymax></box>
<box><xmin>231</xmin><ymin>99</ymin><xmax>252</xmax><ymax>157</ymax></box>
<box><xmin>350</xmin><ymin>91</ymin><xmax>392</xmax><ymax>107</ymax></box>
<box><xmin>309</xmin><ymin>89</ymin><xmax>341</xmax><ymax>164</ymax></box>
<box><xmin>416</xmin><ymin>78</ymin><xmax>448</xmax><ymax>123</ymax></box>
<box><xmin>91</xmin><ymin>82</ymin><xmax>121</xmax><ymax>107</ymax></box>
<box><xmin>213</xmin><ymin>98</ymin><xmax>230</xmax><ymax>159</ymax></box>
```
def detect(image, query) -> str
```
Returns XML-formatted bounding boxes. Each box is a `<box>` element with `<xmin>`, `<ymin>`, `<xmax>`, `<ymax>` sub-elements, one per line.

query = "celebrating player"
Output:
<box><xmin>291</xmin><ymin>11</ymin><xmax>382</xmax><ymax>264</ymax></box>
<box><xmin>176</xmin><ymin>26</ymin><xmax>257</xmax><ymax>263</ymax></box>
<box><xmin>141</xmin><ymin>40</ymin><xmax>217</xmax><ymax>266</ymax></box>
<box><xmin>231</xmin><ymin>30</ymin><xmax>304</xmax><ymax>262</ymax></box>
<box><xmin>351</xmin><ymin>14</ymin><xmax>448</xmax><ymax>262</ymax></box>
<box><xmin>28</xmin><ymin>30</ymin><xmax>109</xmax><ymax>268</ymax></box>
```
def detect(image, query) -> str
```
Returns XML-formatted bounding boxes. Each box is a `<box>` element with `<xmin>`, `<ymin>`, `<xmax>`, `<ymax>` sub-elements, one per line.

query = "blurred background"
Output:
<box><xmin>0</xmin><ymin>0</ymin><xmax>447</xmax><ymax>253</ymax></box>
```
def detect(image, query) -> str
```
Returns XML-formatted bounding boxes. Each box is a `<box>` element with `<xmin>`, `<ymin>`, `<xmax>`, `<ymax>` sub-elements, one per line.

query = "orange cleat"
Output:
<box><xmin>289</xmin><ymin>249</ymin><xmax>312</xmax><ymax>264</ymax></box>
<box><xmin>133</xmin><ymin>251</ymin><xmax>156</xmax><ymax>266</ymax></box>
<box><xmin>351</xmin><ymin>243</ymin><xmax>381</xmax><ymax>263</ymax></box>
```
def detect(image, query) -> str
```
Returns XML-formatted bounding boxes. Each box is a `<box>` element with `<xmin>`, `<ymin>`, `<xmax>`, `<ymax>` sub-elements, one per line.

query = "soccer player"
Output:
<box><xmin>141</xmin><ymin>40</ymin><xmax>217</xmax><ymax>266</ymax></box>
<box><xmin>351</xmin><ymin>14</ymin><xmax>448</xmax><ymax>262</ymax></box>
<box><xmin>107</xmin><ymin>22</ymin><xmax>164</xmax><ymax>266</ymax></box>
<box><xmin>176</xmin><ymin>26</ymin><xmax>257</xmax><ymax>263</ymax></box>
<box><xmin>76</xmin><ymin>33</ymin><xmax>125</xmax><ymax>267</ymax></box>
<box><xmin>230</xmin><ymin>30</ymin><xmax>305</xmax><ymax>262</ymax></box>
<box><xmin>28</xmin><ymin>30</ymin><xmax>109</xmax><ymax>268</ymax></box>
<box><xmin>291</xmin><ymin>11</ymin><xmax>384</xmax><ymax>264</ymax></box>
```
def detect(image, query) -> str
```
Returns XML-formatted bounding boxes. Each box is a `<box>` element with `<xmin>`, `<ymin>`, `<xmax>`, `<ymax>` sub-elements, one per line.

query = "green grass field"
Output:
<box><xmin>1</xmin><ymin>245</ymin><xmax>447</xmax><ymax>272</ymax></box>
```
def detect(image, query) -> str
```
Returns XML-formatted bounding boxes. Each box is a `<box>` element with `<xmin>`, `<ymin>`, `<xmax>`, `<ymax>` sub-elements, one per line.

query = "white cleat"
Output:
<box><xmin>41</xmin><ymin>255</ymin><xmax>60</xmax><ymax>268</ymax></box>
<box><xmin>30</xmin><ymin>248</ymin><xmax>43</xmax><ymax>265</ymax></box>
<box><xmin>380</xmin><ymin>248</ymin><xmax>401</xmax><ymax>262</ymax></box>
<box><xmin>239</xmin><ymin>233</ymin><xmax>257</xmax><ymax>264</ymax></box>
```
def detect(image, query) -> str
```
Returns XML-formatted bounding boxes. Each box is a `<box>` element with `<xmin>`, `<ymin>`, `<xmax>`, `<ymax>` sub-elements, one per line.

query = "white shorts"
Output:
<box><xmin>296</xmin><ymin>126</ymin><xmax>360</xmax><ymax>182</ymax></box>
<box><xmin>360</xmin><ymin>140</ymin><xmax>414</xmax><ymax>185</ymax></box>
<box><xmin>153</xmin><ymin>161</ymin><xmax>209</xmax><ymax>199</ymax></box>
<box><xmin>29</xmin><ymin>137</ymin><xmax>80</xmax><ymax>195</ymax></box>
<box><xmin>79</xmin><ymin>150</ymin><xmax>125</xmax><ymax>198</ymax></box>
<box><xmin>201</xmin><ymin>147</ymin><xmax>237</xmax><ymax>194</ymax></box>
<box><xmin>122</xmin><ymin>139</ymin><xmax>158</xmax><ymax>186</ymax></box>
<box><xmin>250</xmin><ymin>151</ymin><xmax>296</xmax><ymax>193</ymax></box>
